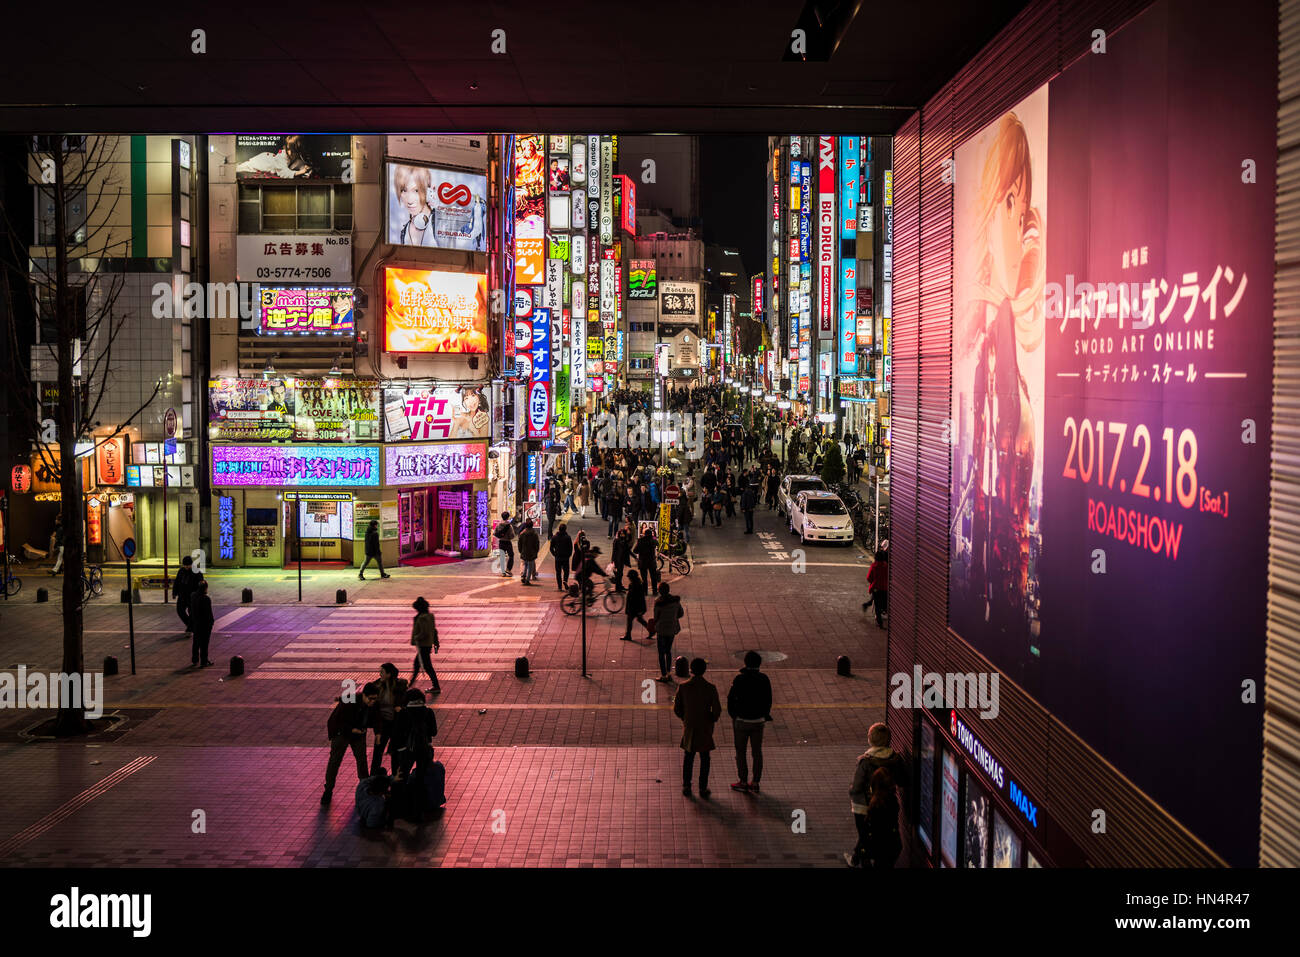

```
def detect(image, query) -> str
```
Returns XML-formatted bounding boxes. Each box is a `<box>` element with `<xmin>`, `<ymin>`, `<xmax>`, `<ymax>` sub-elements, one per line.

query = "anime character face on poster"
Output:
<box><xmin>952</xmin><ymin>92</ymin><xmax>1047</xmax><ymax>647</ymax></box>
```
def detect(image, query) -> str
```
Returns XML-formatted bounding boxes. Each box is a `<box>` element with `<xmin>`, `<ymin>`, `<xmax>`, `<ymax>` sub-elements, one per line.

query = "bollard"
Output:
<box><xmin>229</xmin><ymin>655</ymin><xmax>244</xmax><ymax>677</ymax></box>
<box><xmin>674</xmin><ymin>655</ymin><xmax>689</xmax><ymax>678</ymax></box>
<box><xmin>120</xmin><ymin>589</ymin><xmax>131</xmax><ymax>603</ymax></box>
<box><xmin>36</xmin><ymin>588</ymin><xmax>48</xmax><ymax>603</ymax></box>
<box><xmin>515</xmin><ymin>656</ymin><xmax>529</xmax><ymax>679</ymax></box>
<box><xmin>103</xmin><ymin>656</ymin><xmax>118</xmax><ymax>676</ymax></box>
<box><xmin>336</xmin><ymin>589</ymin><xmax>347</xmax><ymax>604</ymax></box>
<box><xmin>836</xmin><ymin>655</ymin><xmax>852</xmax><ymax>677</ymax></box>
<box><xmin>241</xmin><ymin>588</ymin><xmax>253</xmax><ymax>604</ymax></box>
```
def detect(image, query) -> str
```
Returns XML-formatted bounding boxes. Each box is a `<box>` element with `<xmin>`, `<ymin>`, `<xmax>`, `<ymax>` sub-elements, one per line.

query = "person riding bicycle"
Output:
<box><xmin>576</xmin><ymin>545</ymin><xmax>610</xmax><ymax>604</ymax></box>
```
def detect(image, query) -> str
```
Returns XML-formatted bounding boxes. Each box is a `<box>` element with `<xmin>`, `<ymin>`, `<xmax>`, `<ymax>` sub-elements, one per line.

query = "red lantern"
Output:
<box><xmin>10</xmin><ymin>465</ymin><xmax>31</xmax><ymax>493</ymax></box>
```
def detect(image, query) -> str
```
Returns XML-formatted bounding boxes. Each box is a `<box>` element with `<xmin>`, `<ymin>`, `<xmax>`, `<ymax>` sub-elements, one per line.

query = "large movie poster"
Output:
<box><xmin>948</xmin><ymin>0</ymin><xmax>1273</xmax><ymax>866</ymax></box>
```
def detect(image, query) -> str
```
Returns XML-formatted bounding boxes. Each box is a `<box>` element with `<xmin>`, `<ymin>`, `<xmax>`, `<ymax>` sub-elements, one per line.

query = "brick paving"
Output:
<box><xmin>0</xmin><ymin>487</ymin><xmax>889</xmax><ymax>867</ymax></box>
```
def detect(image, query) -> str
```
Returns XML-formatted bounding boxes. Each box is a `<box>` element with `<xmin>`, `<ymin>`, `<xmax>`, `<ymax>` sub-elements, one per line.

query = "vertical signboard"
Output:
<box><xmin>753</xmin><ymin>274</ymin><xmax>763</xmax><ymax>317</ymax></box>
<box><xmin>599</xmin><ymin>137</ymin><xmax>614</xmax><ymax>246</ymax></box>
<box><xmin>839</xmin><ymin>135</ymin><xmax>859</xmax><ymax>240</ymax></box>
<box><xmin>527</xmin><ymin>307</ymin><xmax>551</xmax><ymax>440</ymax></box>
<box><xmin>818</xmin><ymin>136</ymin><xmax>836</xmax><ymax>339</ymax></box>
<box><xmin>571</xmin><ymin>304</ymin><xmax>586</xmax><ymax>391</ymax></box>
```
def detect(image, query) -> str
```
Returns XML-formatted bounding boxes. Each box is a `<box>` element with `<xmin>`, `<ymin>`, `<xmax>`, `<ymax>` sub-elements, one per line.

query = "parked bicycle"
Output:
<box><xmin>656</xmin><ymin>550</ymin><xmax>692</xmax><ymax>576</ymax></box>
<box><xmin>80</xmin><ymin>564</ymin><xmax>104</xmax><ymax>602</ymax></box>
<box><xmin>561</xmin><ymin>578</ymin><xmax>626</xmax><ymax>616</ymax></box>
<box><xmin>2</xmin><ymin>568</ymin><xmax>20</xmax><ymax>597</ymax></box>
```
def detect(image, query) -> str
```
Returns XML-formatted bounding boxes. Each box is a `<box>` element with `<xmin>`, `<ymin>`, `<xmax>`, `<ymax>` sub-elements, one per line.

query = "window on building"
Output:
<box><xmin>35</xmin><ymin>283</ymin><xmax>87</xmax><ymax>344</ymax></box>
<box><xmin>30</xmin><ymin>135</ymin><xmax>86</xmax><ymax>154</ymax></box>
<box><xmin>237</xmin><ymin>184</ymin><xmax>352</xmax><ymax>233</ymax></box>
<box><xmin>34</xmin><ymin>186</ymin><xmax>88</xmax><ymax>245</ymax></box>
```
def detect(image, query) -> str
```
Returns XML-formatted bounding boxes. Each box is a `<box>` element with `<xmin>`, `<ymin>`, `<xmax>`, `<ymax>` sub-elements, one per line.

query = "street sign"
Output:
<box><xmin>665</xmin><ymin>484</ymin><xmax>681</xmax><ymax>505</ymax></box>
<box><xmin>122</xmin><ymin>537</ymin><xmax>136</xmax><ymax>559</ymax></box>
<box><xmin>164</xmin><ymin>437</ymin><xmax>177</xmax><ymax>457</ymax></box>
<box><xmin>164</xmin><ymin>407</ymin><xmax>177</xmax><ymax>438</ymax></box>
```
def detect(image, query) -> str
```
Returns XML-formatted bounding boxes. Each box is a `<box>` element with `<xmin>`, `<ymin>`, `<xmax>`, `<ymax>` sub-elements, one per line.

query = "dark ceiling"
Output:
<box><xmin>0</xmin><ymin>1</ymin><xmax>1029</xmax><ymax>133</ymax></box>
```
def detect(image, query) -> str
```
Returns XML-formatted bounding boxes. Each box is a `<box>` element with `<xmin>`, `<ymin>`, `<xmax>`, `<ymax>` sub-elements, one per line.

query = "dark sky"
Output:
<box><xmin>700</xmin><ymin>135</ymin><xmax>767</xmax><ymax>279</ymax></box>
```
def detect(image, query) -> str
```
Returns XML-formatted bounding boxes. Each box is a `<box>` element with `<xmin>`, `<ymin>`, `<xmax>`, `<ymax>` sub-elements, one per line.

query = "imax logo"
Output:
<box><xmin>1009</xmin><ymin>779</ymin><xmax>1039</xmax><ymax>828</ymax></box>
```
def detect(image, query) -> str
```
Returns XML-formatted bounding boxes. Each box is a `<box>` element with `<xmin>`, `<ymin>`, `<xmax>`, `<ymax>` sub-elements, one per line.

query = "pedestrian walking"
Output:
<box><xmin>370</xmin><ymin>663</ymin><xmax>407</xmax><ymax>775</ymax></box>
<box><xmin>408</xmin><ymin>596</ymin><xmax>441</xmax><ymax>694</ymax></box>
<box><xmin>50</xmin><ymin>517</ymin><xmax>65</xmax><ymax>575</ymax></box>
<box><xmin>634</xmin><ymin>526</ymin><xmax>660</xmax><ymax>591</ymax></box>
<box><xmin>189</xmin><ymin>579</ymin><xmax>215</xmax><ymax>667</ymax></box>
<box><xmin>546</xmin><ymin>483</ymin><xmax>561</xmax><ymax>540</ymax></box>
<box><xmin>741</xmin><ymin>482</ymin><xmax>758</xmax><ymax>534</ymax></box>
<box><xmin>563</xmin><ymin>477</ymin><xmax>576</xmax><ymax>515</ymax></box>
<box><xmin>607</xmin><ymin>483</ymin><xmax>624</xmax><ymax>538</ymax></box>
<box><xmin>848</xmin><ymin>767</ymin><xmax>903</xmax><ymax>869</ymax></box>
<box><xmin>549</xmin><ymin>523</ymin><xmax>573</xmax><ymax>591</ymax></box>
<box><xmin>651</xmin><ymin>582</ymin><xmax>684</xmax><ymax>681</ymax></box>
<box><xmin>612</xmin><ymin>527</ymin><xmax>632</xmax><ymax>591</ymax></box>
<box><xmin>727</xmin><ymin>651</ymin><xmax>773</xmax><ymax>791</ymax></box>
<box><xmin>173</xmin><ymin>555</ymin><xmax>199</xmax><ymax>635</ymax></box>
<box><xmin>358</xmin><ymin>519</ymin><xmax>391</xmax><ymax>580</ymax></box>
<box><xmin>322</xmin><ymin>681</ymin><xmax>378</xmax><ymax>805</ymax></box>
<box><xmin>674</xmin><ymin>657</ymin><xmax>721</xmax><ymax>797</ymax></box>
<box><xmin>710</xmin><ymin>488</ymin><xmax>725</xmax><ymax>526</ymax></box>
<box><xmin>518</xmin><ymin>519</ymin><xmax>541</xmax><ymax>585</ymax></box>
<box><xmin>494</xmin><ymin>512</ymin><xmax>516</xmax><ymax>577</ymax></box>
<box><xmin>622</xmin><ymin>568</ymin><xmax>651</xmax><ymax>640</ymax></box>
<box><xmin>577</xmin><ymin>478</ymin><xmax>591</xmax><ymax>518</ymax></box>
<box><xmin>863</xmin><ymin>549</ymin><xmax>889</xmax><ymax>627</ymax></box>
<box><xmin>765</xmin><ymin>467</ymin><xmax>780</xmax><ymax>510</ymax></box>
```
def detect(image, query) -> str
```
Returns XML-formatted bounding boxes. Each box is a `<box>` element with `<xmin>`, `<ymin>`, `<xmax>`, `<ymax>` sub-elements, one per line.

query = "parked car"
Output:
<box><xmin>789</xmin><ymin>490</ymin><xmax>855</xmax><ymax>546</ymax></box>
<box><xmin>778</xmin><ymin>474</ymin><xmax>828</xmax><ymax>516</ymax></box>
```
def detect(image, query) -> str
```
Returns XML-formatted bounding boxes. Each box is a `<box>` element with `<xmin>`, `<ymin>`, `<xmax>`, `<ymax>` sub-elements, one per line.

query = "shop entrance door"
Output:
<box><xmin>411</xmin><ymin>489</ymin><xmax>427</xmax><ymax>555</ymax></box>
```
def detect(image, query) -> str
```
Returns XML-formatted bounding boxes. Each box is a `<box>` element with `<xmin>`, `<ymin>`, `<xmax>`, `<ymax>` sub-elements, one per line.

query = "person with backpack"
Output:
<box><xmin>517</xmin><ymin>518</ymin><xmax>541</xmax><ymax>586</ymax></box>
<box><xmin>844</xmin><ymin>722</ymin><xmax>906</xmax><ymax>865</ymax></box>
<box><xmin>847</xmin><ymin>768</ymin><xmax>903</xmax><ymax>868</ymax></box>
<box><xmin>674</xmin><ymin>657</ymin><xmax>722</xmax><ymax>798</ymax></box>
<box><xmin>494</xmin><ymin>512</ymin><xmax>516</xmax><ymax>578</ymax></box>
<box><xmin>606</xmin><ymin>482</ymin><xmax>624</xmax><ymax>538</ymax></box>
<box><xmin>549</xmin><ymin>522</ymin><xmax>573</xmax><ymax>591</ymax></box>
<box><xmin>727</xmin><ymin>651</ymin><xmax>773</xmax><ymax>792</ymax></box>
<box><xmin>740</xmin><ymin>482</ymin><xmax>759</xmax><ymax>535</ymax></box>
<box><xmin>651</xmin><ymin>583</ymin><xmax>684</xmax><ymax>682</ymax></box>
<box><xmin>322</xmin><ymin>681</ymin><xmax>379</xmax><ymax>806</ymax></box>
<box><xmin>359</xmin><ymin>519</ymin><xmax>390</xmax><ymax>580</ymax></box>
<box><xmin>389</xmin><ymin>686</ymin><xmax>438</xmax><ymax>780</ymax></box>
<box><xmin>189</xmin><ymin>579</ymin><xmax>215</xmax><ymax>668</ymax></box>
<box><xmin>173</xmin><ymin>555</ymin><xmax>199</xmax><ymax>636</ymax></box>
<box><xmin>634</xmin><ymin>525</ymin><xmax>660</xmax><ymax>591</ymax></box>
<box><xmin>622</xmin><ymin>568</ymin><xmax>651</xmax><ymax>641</ymax></box>
<box><xmin>408</xmin><ymin>596</ymin><xmax>441</xmax><ymax>694</ymax></box>
<box><xmin>863</xmin><ymin>549</ymin><xmax>889</xmax><ymax>627</ymax></box>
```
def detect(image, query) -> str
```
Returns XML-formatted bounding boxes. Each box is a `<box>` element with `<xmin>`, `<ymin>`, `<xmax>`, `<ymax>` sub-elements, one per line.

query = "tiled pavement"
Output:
<box><xmin>0</xmin><ymin>480</ymin><xmax>890</xmax><ymax>866</ymax></box>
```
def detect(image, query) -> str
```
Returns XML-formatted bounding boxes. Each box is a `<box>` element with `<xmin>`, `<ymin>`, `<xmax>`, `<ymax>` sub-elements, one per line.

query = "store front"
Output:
<box><xmin>912</xmin><ymin>708</ymin><xmax>1082</xmax><ymax>869</ymax></box>
<box><xmin>383</xmin><ymin>439</ymin><xmax>493</xmax><ymax>562</ymax></box>
<box><xmin>395</xmin><ymin>484</ymin><xmax>477</xmax><ymax>561</ymax></box>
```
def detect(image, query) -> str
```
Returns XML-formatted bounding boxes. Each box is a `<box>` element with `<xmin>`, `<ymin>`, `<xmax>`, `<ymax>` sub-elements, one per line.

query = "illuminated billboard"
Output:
<box><xmin>386</xmin><ymin>162</ymin><xmax>487</xmax><ymax>251</ymax></box>
<box><xmin>235</xmin><ymin>134</ymin><xmax>351</xmax><ymax>181</ymax></box>
<box><xmin>384</xmin><ymin>441</ymin><xmax>488</xmax><ymax>487</ymax></box>
<box><xmin>629</xmin><ymin>259</ymin><xmax>656</xmax><ymax>299</ymax></box>
<box><xmin>382</xmin><ymin>267</ymin><xmax>488</xmax><ymax>354</ymax></box>
<box><xmin>257</xmin><ymin>287</ymin><xmax>354</xmax><ymax>335</ymax></box>
<box><xmin>212</xmin><ymin>445</ymin><xmax>381</xmax><ymax>487</ymax></box>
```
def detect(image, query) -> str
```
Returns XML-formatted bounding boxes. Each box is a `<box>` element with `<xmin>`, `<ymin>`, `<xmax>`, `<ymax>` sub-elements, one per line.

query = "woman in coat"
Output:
<box><xmin>622</xmin><ymin>569</ymin><xmax>650</xmax><ymax>641</ymax></box>
<box><xmin>577</xmin><ymin>478</ymin><xmax>591</xmax><ymax>517</ymax></box>
<box><xmin>673</xmin><ymin>657</ymin><xmax>721</xmax><ymax>797</ymax></box>
<box><xmin>408</xmin><ymin>596</ymin><xmax>441</xmax><ymax>694</ymax></box>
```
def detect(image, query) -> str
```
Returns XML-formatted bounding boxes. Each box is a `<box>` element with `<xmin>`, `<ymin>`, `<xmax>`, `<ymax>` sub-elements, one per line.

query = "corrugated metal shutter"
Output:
<box><xmin>885</xmin><ymin>0</ymin><xmax>1247</xmax><ymax>867</ymax></box>
<box><xmin>1263</xmin><ymin>0</ymin><xmax>1300</xmax><ymax>869</ymax></box>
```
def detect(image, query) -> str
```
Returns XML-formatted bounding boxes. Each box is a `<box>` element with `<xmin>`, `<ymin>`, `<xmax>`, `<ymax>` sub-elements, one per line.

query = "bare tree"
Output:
<box><xmin>2</xmin><ymin>135</ymin><xmax>164</xmax><ymax>736</ymax></box>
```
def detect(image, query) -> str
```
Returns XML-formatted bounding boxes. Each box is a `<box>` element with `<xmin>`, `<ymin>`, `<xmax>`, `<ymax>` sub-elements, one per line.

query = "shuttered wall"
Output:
<box><xmin>1263</xmin><ymin>0</ymin><xmax>1300</xmax><ymax>869</ymax></box>
<box><xmin>886</xmin><ymin>0</ymin><xmax>1243</xmax><ymax>866</ymax></box>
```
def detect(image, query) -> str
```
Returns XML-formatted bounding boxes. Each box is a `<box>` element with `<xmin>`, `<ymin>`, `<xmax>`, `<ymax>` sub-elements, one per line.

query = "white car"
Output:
<box><xmin>778</xmin><ymin>474</ymin><xmax>827</xmax><ymax>516</ymax></box>
<box><xmin>789</xmin><ymin>490</ymin><xmax>854</xmax><ymax>546</ymax></box>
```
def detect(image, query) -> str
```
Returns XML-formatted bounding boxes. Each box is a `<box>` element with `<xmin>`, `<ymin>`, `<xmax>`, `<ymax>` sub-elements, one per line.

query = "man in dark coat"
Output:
<box><xmin>494</xmin><ymin>512</ymin><xmax>515</xmax><ymax>577</ymax></box>
<box><xmin>517</xmin><ymin>519</ymin><xmax>541</xmax><ymax>585</ymax></box>
<box><xmin>727</xmin><ymin>651</ymin><xmax>773</xmax><ymax>791</ymax></box>
<box><xmin>173</xmin><ymin>555</ymin><xmax>199</xmax><ymax>635</ymax></box>
<box><xmin>322</xmin><ymin>681</ymin><xmax>379</xmax><ymax>806</ymax></box>
<box><xmin>189</xmin><ymin>579</ymin><xmax>215</xmax><ymax>667</ymax></box>
<box><xmin>359</xmin><ymin>519</ymin><xmax>390</xmax><ymax>580</ymax></box>
<box><xmin>634</xmin><ymin>526</ymin><xmax>660</xmax><ymax>591</ymax></box>
<box><xmin>606</xmin><ymin>483</ymin><xmax>624</xmax><ymax>538</ymax></box>
<box><xmin>740</xmin><ymin>482</ymin><xmax>759</xmax><ymax>535</ymax></box>
<box><xmin>549</xmin><ymin>523</ymin><xmax>574</xmax><ymax>591</ymax></box>
<box><xmin>674</xmin><ymin>657</ymin><xmax>721</xmax><ymax>797</ymax></box>
<box><xmin>611</xmin><ymin>527</ymin><xmax>632</xmax><ymax>592</ymax></box>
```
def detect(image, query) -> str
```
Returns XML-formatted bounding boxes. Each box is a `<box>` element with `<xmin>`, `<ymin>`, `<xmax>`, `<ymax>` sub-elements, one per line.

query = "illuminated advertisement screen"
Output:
<box><xmin>212</xmin><ymin>445</ymin><xmax>381</xmax><ymax>487</ymax></box>
<box><xmin>208</xmin><ymin>378</ymin><xmax>381</xmax><ymax>442</ymax></box>
<box><xmin>258</xmin><ymin>287</ymin><xmax>354</xmax><ymax>335</ymax></box>
<box><xmin>382</xmin><ymin>386</ymin><xmax>490</xmax><ymax>441</ymax></box>
<box><xmin>948</xmin><ymin>0</ymin><xmax>1273</xmax><ymax>866</ymax></box>
<box><xmin>235</xmin><ymin>134</ymin><xmax>351</xmax><ymax>181</ymax></box>
<box><xmin>386</xmin><ymin>162</ymin><xmax>487</xmax><ymax>252</ymax></box>
<box><xmin>964</xmin><ymin>776</ymin><xmax>990</xmax><ymax>869</ymax></box>
<box><xmin>384</xmin><ymin>441</ymin><xmax>488</xmax><ymax>487</ymax></box>
<box><xmin>629</xmin><ymin>259</ymin><xmax>657</xmax><ymax>299</ymax></box>
<box><xmin>383</xmin><ymin>267</ymin><xmax>488</xmax><ymax>354</ymax></box>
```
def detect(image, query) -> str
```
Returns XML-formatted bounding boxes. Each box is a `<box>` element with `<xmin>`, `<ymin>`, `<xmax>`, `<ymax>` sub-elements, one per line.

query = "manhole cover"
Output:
<box><xmin>732</xmin><ymin>649</ymin><xmax>788</xmax><ymax>663</ymax></box>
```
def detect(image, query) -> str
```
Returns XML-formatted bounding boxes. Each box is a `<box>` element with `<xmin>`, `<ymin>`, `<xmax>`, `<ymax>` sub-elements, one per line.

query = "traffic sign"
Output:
<box><xmin>164</xmin><ymin>437</ymin><xmax>177</xmax><ymax>457</ymax></box>
<box><xmin>665</xmin><ymin>484</ymin><xmax>681</xmax><ymax>505</ymax></box>
<box><xmin>122</xmin><ymin>537</ymin><xmax>136</xmax><ymax>559</ymax></box>
<box><xmin>164</xmin><ymin>407</ymin><xmax>177</xmax><ymax>438</ymax></box>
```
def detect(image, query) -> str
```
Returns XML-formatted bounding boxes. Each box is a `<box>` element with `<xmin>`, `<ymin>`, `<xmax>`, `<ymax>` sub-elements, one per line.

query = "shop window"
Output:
<box><xmin>246</xmin><ymin>507</ymin><xmax>277</xmax><ymax>526</ymax></box>
<box><xmin>35</xmin><ymin>284</ymin><xmax>87</xmax><ymax>344</ymax></box>
<box><xmin>31</xmin><ymin>135</ymin><xmax>86</xmax><ymax>153</ymax></box>
<box><xmin>237</xmin><ymin>184</ymin><xmax>353</xmax><ymax>233</ymax></box>
<box><xmin>34</xmin><ymin>185</ymin><xmax>88</xmax><ymax>245</ymax></box>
